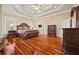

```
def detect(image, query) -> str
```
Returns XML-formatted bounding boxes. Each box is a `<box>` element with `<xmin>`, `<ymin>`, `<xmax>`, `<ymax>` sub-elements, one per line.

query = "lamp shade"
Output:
<box><xmin>9</xmin><ymin>24</ymin><xmax>14</xmax><ymax>27</ymax></box>
<box><xmin>9</xmin><ymin>24</ymin><xmax>14</xmax><ymax>30</ymax></box>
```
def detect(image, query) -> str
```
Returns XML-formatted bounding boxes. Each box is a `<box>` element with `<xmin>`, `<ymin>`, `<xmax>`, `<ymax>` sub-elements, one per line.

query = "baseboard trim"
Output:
<box><xmin>57</xmin><ymin>34</ymin><xmax>63</xmax><ymax>40</ymax></box>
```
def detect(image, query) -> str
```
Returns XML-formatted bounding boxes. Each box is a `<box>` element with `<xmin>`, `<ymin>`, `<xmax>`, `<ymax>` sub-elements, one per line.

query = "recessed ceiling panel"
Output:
<box><xmin>3</xmin><ymin>4</ymin><xmax>74</xmax><ymax>19</ymax></box>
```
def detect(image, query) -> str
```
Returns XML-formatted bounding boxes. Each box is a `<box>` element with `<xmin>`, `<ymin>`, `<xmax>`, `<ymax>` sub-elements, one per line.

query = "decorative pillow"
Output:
<box><xmin>18</xmin><ymin>27</ymin><xmax>23</xmax><ymax>30</ymax></box>
<box><xmin>24</xmin><ymin>27</ymin><xmax>30</xmax><ymax>30</ymax></box>
<box><xmin>18</xmin><ymin>30</ymin><xmax>27</xmax><ymax>34</ymax></box>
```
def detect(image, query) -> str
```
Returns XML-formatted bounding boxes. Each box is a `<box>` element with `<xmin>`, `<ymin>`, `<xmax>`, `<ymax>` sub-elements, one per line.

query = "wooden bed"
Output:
<box><xmin>17</xmin><ymin>23</ymin><xmax>39</xmax><ymax>39</ymax></box>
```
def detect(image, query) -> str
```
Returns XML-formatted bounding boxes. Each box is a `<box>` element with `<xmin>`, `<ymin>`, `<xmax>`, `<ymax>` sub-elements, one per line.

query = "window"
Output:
<box><xmin>2</xmin><ymin>16</ymin><xmax>16</xmax><ymax>35</ymax></box>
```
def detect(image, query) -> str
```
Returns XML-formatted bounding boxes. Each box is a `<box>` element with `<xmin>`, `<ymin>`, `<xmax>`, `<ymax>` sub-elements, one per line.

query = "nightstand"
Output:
<box><xmin>7</xmin><ymin>30</ymin><xmax>17</xmax><ymax>38</ymax></box>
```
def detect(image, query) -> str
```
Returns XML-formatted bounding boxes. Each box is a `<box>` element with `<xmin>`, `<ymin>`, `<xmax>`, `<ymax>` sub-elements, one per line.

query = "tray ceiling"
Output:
<box><xmin>3</xmin><ymin>4</ymin><xmax>74</xmax><ymax>19</ymax></box>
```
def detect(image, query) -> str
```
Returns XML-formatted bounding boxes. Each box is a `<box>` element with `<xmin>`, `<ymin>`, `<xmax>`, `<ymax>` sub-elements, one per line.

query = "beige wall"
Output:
<box><xmin>16</xmin><ymin>17</ymin><xmax>35</xmax><ymax>30</ymax></box>
<box><xmin>2</xmin><ymin>10</ymin><xmax>76</xmax><ymax>38</ymax></box>
<box><xmin>34</xmin><ymin>12</ymin><xmax>71</xmax><ymax>37</ymax></box>
<box><xmin>0</xmin><ymin>5</ymin><xmax>2</xmax><ymax>37</ymax></box>
<box><xmin>3</xmin><ymin>12</ymin><xmax>35</xmax><ymax>30</ymax></box>
<box><xmin>2</xmin><ymin>13</ymin><xmax>35</xmax><ymax>35</ymax></box>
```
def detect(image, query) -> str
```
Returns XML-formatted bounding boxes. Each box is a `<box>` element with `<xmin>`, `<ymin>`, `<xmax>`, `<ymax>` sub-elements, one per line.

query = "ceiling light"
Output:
<box><xmin>35</xmin><ymin>7</ymin><xmax>39</xmax><ymax>10</ymax></box>
<box><xmin>16</xmin><ymin>5</ymin><xmax>19</xmax><ymax>8</ymax></box>
<box><xmin>54</xmin><ymin>6</ymin><xmax>57</xmax><ymax>8</ymax></box>
<box><xmin>32</xmin><ymin>5</ymin><xmax>36</xmax><ymax>8</ymax></box>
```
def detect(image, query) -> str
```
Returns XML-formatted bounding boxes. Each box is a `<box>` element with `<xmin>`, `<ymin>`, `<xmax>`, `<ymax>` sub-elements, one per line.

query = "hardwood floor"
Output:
<box><xmin>5</xmin><ymin>35</ymin><xmax>64</xmax><ymax>55</ymax></box>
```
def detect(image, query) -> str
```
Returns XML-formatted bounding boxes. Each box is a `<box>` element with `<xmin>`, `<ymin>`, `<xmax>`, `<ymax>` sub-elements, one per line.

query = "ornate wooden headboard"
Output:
<box><xmin>17</xmin><ymin>23</ymin><xmax>30</xmax><ymax>31</ymax></box>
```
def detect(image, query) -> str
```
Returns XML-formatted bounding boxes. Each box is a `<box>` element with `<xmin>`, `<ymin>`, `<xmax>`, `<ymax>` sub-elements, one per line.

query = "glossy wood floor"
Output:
<box><xmin>7</xmin><ymin>35</ymin><xmax>64</xmax><ymax>55</ymax></box>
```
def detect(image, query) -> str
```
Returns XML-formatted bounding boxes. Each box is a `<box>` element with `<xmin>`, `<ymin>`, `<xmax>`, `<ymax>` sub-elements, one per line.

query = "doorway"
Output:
<box><xmin>48</xmin><ymin>25</ymin><xmax>56</xmax><ymax>37</ymax></box>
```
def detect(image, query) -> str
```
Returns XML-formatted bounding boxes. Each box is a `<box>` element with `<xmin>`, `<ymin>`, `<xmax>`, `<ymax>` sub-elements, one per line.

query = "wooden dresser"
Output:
<box><xmin>63</xmin><ymin>28</ymin><xmax>79</xmax><ymax>55</ymax></box>
<box><xmin>7</xmin><ymin>30</ymin><xmax>17</xmax><ymax>38</ymax></box>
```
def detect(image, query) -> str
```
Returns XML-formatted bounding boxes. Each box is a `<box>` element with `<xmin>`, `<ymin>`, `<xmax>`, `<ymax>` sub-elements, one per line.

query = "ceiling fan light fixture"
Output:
<box><xmin>34</xmin><ymin>7</ymin><xmax>39</xmax><ymax>10</ymax></box>
<box><xmin>16</xmin><ymin>5</ymin><xmax>19</xmax><ymax>8</ymax></box>
<box><xmin>54</xmin><ymin>6</ymin><xmax>57</xmax><ymax>8</ymax></box>
<box><xmin>32</xmin><ymin>4</ymin><xmax>42</xmax><ymax>13</ymax></box>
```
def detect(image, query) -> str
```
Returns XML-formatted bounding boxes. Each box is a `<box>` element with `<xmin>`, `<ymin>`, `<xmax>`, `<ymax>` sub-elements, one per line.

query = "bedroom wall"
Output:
<box><xmin>2</xmin><ymin>13</ymin><xmax>35</xmax><ymax>36</ymax></box>
<box><xmin>2</xmin><ymin>11</ymin><xmax>76</xmax><ymax>38</ymax></box>
<box><xmin>16</xmin><ymin>17</ymin><xmax>35</xmax><ymax>30</ymax></box>
<box><xmin>0</xmin><ymin>4</ymin><xmax>2</xmax><ymax>38</ymax></box>
<box><xmin>2</xmin><ymin>5</ymin><xmax>77</xmax><ymax>38</ymax></box>
<box><xmin>34</xmin><ymin>12</ymin><xmax>76</xmax><ymax>37</ymax></box>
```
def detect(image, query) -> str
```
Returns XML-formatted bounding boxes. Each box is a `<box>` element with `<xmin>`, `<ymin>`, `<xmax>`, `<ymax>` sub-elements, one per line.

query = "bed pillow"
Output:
<box><xmin>18</xmin><ymin>30</ymin><xmax>27</xmax><ymax>34</ymax></box>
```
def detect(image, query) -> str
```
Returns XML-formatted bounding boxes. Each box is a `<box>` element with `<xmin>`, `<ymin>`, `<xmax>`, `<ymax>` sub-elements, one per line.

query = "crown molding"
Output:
<box><xmin>13</xmin><ymin>6</ymin><xmax>35</xmax><ymax>18</ymax></box>
<box><xmin>10</xmin><ymin>4</ymin><xmax>63</xmax><ymax>18</ymax></box>
<box><xmin>3</xmin><ymin>11</ymin><xmax>34</xmax><ymax>20</ymax></box>
<box><xmin>3</xmin><ymin>4</ymin><xmax>72</xmax><ymax>20</ymax></box>
<box><xmin>39</xmin><ymin>5</ymin><xmax>63</xmax><ymax>17</ymax></box>
<box><xmin>34</xmin><ymin>9</ymin><xmax>71</xmax><ymax>20</ymax></box>
<box><xmin>3</xmin><ymin>9</ymin><xmax>71</xmax><ymax>20</ymax></box>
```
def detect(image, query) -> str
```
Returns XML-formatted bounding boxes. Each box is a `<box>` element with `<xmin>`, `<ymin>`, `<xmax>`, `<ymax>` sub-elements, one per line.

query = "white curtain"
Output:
<box><xmin>2</xmin><ymin>16</ymin><xmax>16</xmax><ymax>36</ymax></box>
